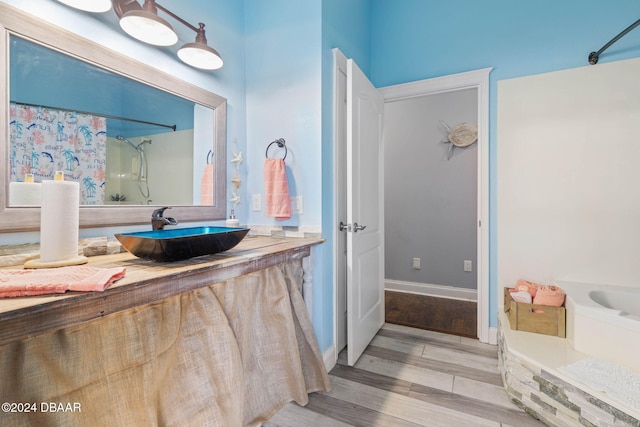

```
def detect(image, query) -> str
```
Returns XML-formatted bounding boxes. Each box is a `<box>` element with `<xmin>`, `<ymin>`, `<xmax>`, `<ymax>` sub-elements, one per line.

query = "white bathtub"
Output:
<box><xmin>555</xmin><ymin>280</ymin><xmax>640</xmax><ymax>373</ymax></box>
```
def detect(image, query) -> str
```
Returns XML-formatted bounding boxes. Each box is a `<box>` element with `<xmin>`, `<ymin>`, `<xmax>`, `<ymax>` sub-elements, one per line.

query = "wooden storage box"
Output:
<box><xmin>503</xmin><ymin>287</ymin><xmax>566</xmax><ymax>337</ymax></box>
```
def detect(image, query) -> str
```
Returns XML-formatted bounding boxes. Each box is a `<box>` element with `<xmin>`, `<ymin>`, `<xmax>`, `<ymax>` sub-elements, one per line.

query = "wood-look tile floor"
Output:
<box><xmin>265</xmin><ymin>323</ymin><xmax>545</xmax><ymax>427</ymax></box>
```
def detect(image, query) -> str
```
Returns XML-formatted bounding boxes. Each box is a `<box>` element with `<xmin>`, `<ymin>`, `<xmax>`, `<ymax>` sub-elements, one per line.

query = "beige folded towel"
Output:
<box><xmin>509</xmin><ymin>291</ymin><xmax>532</xmax><ymax>304</ymax></box>
<box><xmin>515</xmin><ymin>279</ymin><xmax>540</xmax><ymax>298</ymax></box>
<box><xmin>0</xmin><ymin>265</ymin><xmax>126</xmax><ymax>298</ymax></box>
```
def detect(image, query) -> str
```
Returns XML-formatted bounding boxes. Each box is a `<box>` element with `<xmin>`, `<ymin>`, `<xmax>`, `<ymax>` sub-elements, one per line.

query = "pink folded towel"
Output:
<box><xmin>533</xmin><ymin>285</ymin><xmax>565</xmax><ymax>307</ymax></box>
<box><xmin>0</xmin><ymin>265</ymin><xmax>126</xmax><ymax>298</ymax></box>
<box><xmin>200</xmin><ymin>163</ymin><xmax>214</xmax><ymax>206</ymax></box>
<box><xmin>264</xmin><ymin>158</ymin><xmax>291</xmax><ymax>220</ymax></box>
<box><xmin>513</xmin><ymin>279</ymin><xmax>565</xmax><ymax>307</ymax></box>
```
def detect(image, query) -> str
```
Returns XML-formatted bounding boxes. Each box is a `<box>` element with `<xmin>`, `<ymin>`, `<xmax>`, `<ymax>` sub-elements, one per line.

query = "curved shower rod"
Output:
<box><xmin>589</xmin><ymin>18</ymin><xmax>640</xmax><ymax>65</ymax></box>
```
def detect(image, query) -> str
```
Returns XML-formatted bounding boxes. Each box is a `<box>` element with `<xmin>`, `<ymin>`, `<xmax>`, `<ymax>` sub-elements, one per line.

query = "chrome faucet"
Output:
<box><xmin>151</xmin><ymin>207</ymin><xmax>178</xmax><ymax>230</ymax></box>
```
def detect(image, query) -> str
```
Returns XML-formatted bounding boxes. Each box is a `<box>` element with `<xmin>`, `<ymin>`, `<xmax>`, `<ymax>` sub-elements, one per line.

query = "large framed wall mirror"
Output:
<box><xmin>0</xmin><ymin>3</ymin><xmax>227</xmax><ymax>233</ymax></box>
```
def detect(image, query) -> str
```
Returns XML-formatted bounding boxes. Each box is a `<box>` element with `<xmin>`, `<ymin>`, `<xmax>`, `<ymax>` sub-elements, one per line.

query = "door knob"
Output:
<box><xmin>353</xmin><ymin>223</ymin><xmax>367</xmax><ymax>232</ymax></box>
<box><xmin>339</xmin><ymin>221</ymin><xmax>350</xmax><ymax>232</ymax></box>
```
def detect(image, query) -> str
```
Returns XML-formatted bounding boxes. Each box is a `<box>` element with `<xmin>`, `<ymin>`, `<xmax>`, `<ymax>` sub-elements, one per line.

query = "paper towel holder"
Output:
<box><xmin>23</xmin><ymin>176</ymin><xmax>89</xmax><ymax>269</ymax></box>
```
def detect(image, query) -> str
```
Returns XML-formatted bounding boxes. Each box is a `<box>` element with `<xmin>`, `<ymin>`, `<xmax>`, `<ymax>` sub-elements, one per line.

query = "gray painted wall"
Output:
<box><xmin>384</xmin><ymin>88</ymin><xmax>477</xmax><ymax>289</ymax></box>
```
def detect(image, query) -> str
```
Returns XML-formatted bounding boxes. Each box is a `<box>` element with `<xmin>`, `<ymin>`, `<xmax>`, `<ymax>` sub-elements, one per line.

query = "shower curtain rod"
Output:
<box><xmin>10</xmin><ymin>100</ymin><xmax>177</xmax><ymax>131</ymax></box>
<box><xmin>588</xmin><ymin>18</ymin><xmax>640</xmax><ymax>65</ymax></box>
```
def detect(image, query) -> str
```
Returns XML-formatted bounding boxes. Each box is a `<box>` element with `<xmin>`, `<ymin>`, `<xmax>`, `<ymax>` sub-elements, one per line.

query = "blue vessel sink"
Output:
<box><xmin>115</xmin><ymin>226</ymin><xmax>250</xmax><ymax>262</ymax></box>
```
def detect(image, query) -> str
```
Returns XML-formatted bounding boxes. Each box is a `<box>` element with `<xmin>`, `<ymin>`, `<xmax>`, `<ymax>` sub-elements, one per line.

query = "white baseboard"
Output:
<box><xmin>385</xmin><ymin>279</ymin><xmax>477</xmax><ymax>302</ymax></box>
<box><xmin>322</xmin><ymin>345</ymin><xmax>337</xmax><ymax>373</ymax></box>
<box><xmin>488</xmin><ymin>327</ymin><xmax>498</xmax><ymax>345</ymax></box>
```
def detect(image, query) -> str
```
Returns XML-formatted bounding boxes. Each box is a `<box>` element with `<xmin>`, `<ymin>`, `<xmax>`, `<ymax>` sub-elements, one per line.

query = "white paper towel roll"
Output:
<box><xmin>9</xmin><ymin>182</ymin><xmax>42</xmax><ymax>206</ymax></box>
<box><xmin>39</xmin><ymin>180</ymin><xmax>80</xmax><ymax>263</ymax></box>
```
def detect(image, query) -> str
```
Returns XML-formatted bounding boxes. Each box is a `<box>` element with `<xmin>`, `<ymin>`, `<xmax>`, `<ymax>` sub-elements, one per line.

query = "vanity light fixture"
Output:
<box><xmin>59</xmin><ymin>0</ymin><xmax>224</xmax><ymax>70</ymax></box>
<box><xmin>113</xmin><ymin>0</ymin><xmax>223</xmax><ymax>69</ymax></box>
<box><xmin>118</xmin><ymin>0</ymin><xmax>178</xmax><ymax>46</ymax></box>
<box><xmin>56</xmin><ymin>0</ymin><xmax>112</xmax><ymax>13</ymax></box>
<box><xmin>177</xmin><ymin>23</ymin><xmax>224</xmax><ymax>70</ymax></box>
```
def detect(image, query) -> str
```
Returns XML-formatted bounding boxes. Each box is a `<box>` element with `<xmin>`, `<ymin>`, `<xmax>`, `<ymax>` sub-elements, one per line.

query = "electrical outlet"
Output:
<box><xmin>296</xmin><ymin>196</ymin><xmax>303</xmax><ymax>214</ymax></box>
<box><xmin>412</xmin><ymin>257</ymin><xmax>421</xmax><ymax>270</ymax></box>
<box><xmin>464</xmin><ymin>260</ymin><xmax>473</xmax><ymax>272</ymax></box>
<box><xmin>252</xmin><ymin>194</ymin><xmax>261</xmax><ymax>211</ymax></box>
<box><xmin>291</xmin><ymin>196</ymin><xmax>303</xmax><ymax>214</ymax></box>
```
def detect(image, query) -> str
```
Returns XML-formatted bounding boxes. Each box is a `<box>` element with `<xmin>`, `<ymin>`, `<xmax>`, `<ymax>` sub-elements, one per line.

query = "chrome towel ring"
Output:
<box><xmin>265</xmin><ymin>138</ymin><xmax>287</xmax><ymax>160</ymax></box>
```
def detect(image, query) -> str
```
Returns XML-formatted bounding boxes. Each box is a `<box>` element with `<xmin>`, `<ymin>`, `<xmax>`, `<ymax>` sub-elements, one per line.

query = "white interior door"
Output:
<box><xmin>346</xmin><ymin>58</ymin><xmax>385</xmax><ymax>366</ymax></box>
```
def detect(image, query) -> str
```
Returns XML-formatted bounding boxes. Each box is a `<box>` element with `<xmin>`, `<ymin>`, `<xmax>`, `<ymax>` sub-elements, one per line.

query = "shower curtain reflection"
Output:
<box><xmin>9</xmin><ymin>102</ymin><xmax>107</xmax><ymax>205</ymax></box>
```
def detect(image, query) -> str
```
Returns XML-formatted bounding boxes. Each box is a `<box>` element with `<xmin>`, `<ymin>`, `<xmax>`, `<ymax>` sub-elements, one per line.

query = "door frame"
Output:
<box><xmin>378</xmin><ymin>67</ymin><xmax>493</xmax><ymax>344</ymax></box>
<box><xmin>332</xmin><ymin>53</ymin><xmax>494</xmax><ymax>365</ymax></box>
<box><xmin>332</xmin><ymin>49</ymin><xmax>349</xmax><ymax>364</ymax></box>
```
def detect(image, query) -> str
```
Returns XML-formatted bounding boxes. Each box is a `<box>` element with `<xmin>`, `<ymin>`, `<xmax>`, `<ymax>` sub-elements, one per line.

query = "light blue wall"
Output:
<box><xmin>244</xmin><ymin>0</ymin><xmax>372</xmax><ymax>353</ymax></box>
<box><xmin>371</xmin><ymin>0</ymin><xmax>640</xmax><ymax>328</ymax></box>
<box><xmin>245</xmin><ymin>0</ymin><xmax>333</xmax><ymax>349</ymax></box>
<box><xmin>245</xmin><ymin>0</ymin><xmax>322</xmax><ymax>228</ymax></box>
<box><xmin>322</xmin><ymin>0</ymin><xmax>372</xmax><ymax>76</ymax></box>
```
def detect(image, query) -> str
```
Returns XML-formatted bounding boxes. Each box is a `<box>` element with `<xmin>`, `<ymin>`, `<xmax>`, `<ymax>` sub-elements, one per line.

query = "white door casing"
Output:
<box><xmin>334</xmin><ymin>50</ymin><xmax>348</xmax><ymax>354</ymax></box>
<box><xmin>346</xmin><ymin>58</ymin><xmax>385</xmax><ymax>366</ymax></box>
<box><xmin>378</xmin><ymin>67</ymin><xmax>492</xmax><ymax>344</ymax></box>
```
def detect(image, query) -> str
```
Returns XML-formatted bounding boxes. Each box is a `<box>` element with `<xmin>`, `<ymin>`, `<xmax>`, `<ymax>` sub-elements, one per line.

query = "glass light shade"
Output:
<box><xmin>119</xmin><ymin>10</ymin><xmax>178</xmax><ymax>46</ymax></box>
<box><xmin>178</xmin><ymin>43</ymin><xmax>223</xmax><ymax>70</ymax></box>
<box><xmin>57</xmin><ymin>0</ymin><xmax>112</xmax><ymax>13</ymax></box>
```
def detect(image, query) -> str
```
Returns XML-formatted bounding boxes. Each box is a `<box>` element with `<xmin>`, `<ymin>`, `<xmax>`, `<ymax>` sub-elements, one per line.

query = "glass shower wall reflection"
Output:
<box><xmin>105</xmin><ymin>129</ymin><xmax>194</xmax><ymax>206</ymax></box>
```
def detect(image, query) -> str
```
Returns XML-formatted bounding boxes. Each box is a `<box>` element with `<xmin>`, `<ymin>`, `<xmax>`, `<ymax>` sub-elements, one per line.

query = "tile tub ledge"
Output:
<box><xmin>498</xmin><ymin>311</ymin><xmax>640</xmax><ymax>426</ymax></box>
<box><xmin>0</xmin><ymin>235</ymin><xmax>324</xmax><ymax>346</ymax></box>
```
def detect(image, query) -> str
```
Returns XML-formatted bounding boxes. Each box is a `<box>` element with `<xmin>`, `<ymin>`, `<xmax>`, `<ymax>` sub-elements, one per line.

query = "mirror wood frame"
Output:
<box><xmin>0</xmin><ymin>3</ymin><xmax>227</xmax><ymax>233</ymax></box>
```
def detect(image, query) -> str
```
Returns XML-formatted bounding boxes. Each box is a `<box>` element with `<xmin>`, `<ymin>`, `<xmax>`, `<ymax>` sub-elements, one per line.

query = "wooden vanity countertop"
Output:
<box><xmin>0</xmin><ymin>235</ymin><xmax>324</xmax><ymax>346</ymax></box>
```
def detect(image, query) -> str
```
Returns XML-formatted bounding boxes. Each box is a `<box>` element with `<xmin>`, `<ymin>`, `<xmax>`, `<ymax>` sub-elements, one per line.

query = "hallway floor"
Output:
<box><xmin>385</xmin><ymin>291</ymin><xmax>477</xmax><ymax>337</ymax></box>
<box><xmin>265</xmin><ymin>323</ymin><xmax>544</xmax><ymax>427</ymax></box>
